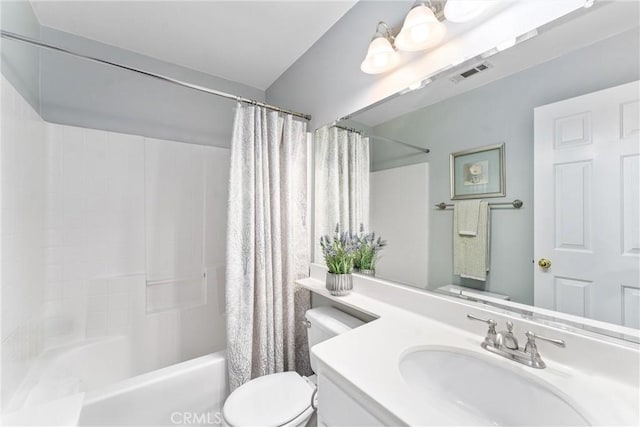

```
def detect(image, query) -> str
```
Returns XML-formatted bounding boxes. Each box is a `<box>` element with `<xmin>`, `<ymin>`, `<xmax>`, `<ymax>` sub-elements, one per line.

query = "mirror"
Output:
<box><xmin>313</xmin><ymin>2</ymin><xmax>640</xmax><ymax>335</ymax></box>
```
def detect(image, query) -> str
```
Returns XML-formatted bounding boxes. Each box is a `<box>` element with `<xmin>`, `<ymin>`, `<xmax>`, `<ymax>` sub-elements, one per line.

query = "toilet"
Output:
<box><xmin>222</xmin><ymin>306</ymin><xmax>364</xmax><ymax>427</ymax></box>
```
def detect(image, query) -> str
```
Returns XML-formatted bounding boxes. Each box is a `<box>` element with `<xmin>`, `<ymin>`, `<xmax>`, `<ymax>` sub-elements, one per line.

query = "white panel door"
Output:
<box><xmin>534</xmin><ymin>81</ymin><xmax>640</xmax><ymax>327</ymax></box>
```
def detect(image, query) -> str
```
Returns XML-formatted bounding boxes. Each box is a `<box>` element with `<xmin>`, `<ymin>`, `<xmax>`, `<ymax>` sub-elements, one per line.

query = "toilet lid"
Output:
<box><xmin>223</xmin><ymin>372</ymin><xmax>314</xmax><ymax>427</ymax></box>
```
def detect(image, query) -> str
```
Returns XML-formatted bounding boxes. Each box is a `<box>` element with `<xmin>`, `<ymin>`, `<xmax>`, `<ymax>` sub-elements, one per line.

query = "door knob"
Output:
<box><xmin>538</xmin><ymin>258</ymin><xmax>552</xmax><ymax>269</ymax></box>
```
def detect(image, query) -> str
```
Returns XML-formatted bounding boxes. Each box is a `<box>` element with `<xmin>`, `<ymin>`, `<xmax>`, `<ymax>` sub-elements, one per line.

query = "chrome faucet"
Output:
<box><xmin>523</xmin><ymin>330</ymin><xmax>566</xmax><ymax>368</ymax></box>
<box><xmin>467</xmin><ymin>314</ymin><xmax>565</xmax><ymax>369</ymax></box>
<box><xmin>467</xmin><ymin>314</ymin><xmax>497</xmax><ymax>347</ymax></box>
<box><xmin>497</xmin><ymin>320</ymin><xmax>519</xmax><ymax>350</ymax></box>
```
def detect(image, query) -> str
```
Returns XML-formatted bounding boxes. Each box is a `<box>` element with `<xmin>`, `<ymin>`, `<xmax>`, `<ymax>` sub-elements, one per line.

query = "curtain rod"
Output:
<box><xmin>331</xmin><ymin>125</ymin><xmax>430</xmax><ymax>154</ymax></box>
<box><xmin>0</xmin><ymin>30</ymin><xmax>311</xmax><ymax>121</ymax></box>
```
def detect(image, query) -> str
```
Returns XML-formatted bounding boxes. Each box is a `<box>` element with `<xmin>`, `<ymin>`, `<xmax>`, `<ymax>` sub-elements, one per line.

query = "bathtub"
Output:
<box><xmin>3</xmin><ymin>337</ymin><xmax>228</xmax><ymax>426</ymax></box>
<box><xmin>79</xmin><ymin>351</ymin><xmax>228</xmax><ymax>426</ymax></box>
<box><xmin>9</xmin><ymin>336</ymin><xmax>136</xmax><ymax>411</ymax></box>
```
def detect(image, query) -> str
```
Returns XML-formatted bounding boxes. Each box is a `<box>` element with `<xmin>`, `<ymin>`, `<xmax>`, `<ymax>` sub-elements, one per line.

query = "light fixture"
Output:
<box><xmin>444</xmin><ymin>0</ymin><xmax>494</xmax><ymax>23</ymax></box>
<box><xmin>360</xmin><ymin>22</ymin><xmax>400</xmax><ymax>74</ymax></box>
<box><xmin>584</xmin><ymin>0</ymin><xmax>595</xmax><ymax>8</ymax></box>
<box><xmin>395</xmin><ymin>2</ymin><xmax>445</xmax><ymax>51</ymax></box>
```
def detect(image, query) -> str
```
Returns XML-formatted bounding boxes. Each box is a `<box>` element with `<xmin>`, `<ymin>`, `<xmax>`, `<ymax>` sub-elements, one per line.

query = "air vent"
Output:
<box><xmin>450</xmin><ymin>61</ymin><xmax>493</xmax><ymax>84</ymax></box>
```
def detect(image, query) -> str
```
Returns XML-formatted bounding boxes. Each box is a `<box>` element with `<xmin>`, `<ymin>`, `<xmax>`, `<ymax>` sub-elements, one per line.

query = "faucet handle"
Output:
<box><xmin>467</xmin><ymin>314</ymin><xmax>498</xmax><ymax>347</ymax></box>
<box><xmin>524</xmin><ymin>331</ymin><xmax>566</xmax><ymax>349</ymax></box>
<box><xmin>467</xmin><ymin>314</ymin><xmax>497</xmax><ymax>328</ymax></box>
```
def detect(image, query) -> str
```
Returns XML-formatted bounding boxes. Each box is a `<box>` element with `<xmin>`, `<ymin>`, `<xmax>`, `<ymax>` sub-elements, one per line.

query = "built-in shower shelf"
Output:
<box><xmin>145</xmin><ymin>276</ymin><xmax>206</xmax><ymax>313</ymax></box>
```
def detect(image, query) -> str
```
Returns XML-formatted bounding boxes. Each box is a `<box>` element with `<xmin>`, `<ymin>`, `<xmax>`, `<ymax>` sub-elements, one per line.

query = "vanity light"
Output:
<box><xmin>360</xmin><ymin>22</ymin><xmax>400</xmax><ymax>74</ymax></box>
<box><xmin>395</xmin><ymin>2</ymin><xmax>445</xmax><ymax>52</ymax></box>
<box><xmin>443</xmin><ymin>0</ymin><xmax>494</xmax><ymax>23</ymax></box>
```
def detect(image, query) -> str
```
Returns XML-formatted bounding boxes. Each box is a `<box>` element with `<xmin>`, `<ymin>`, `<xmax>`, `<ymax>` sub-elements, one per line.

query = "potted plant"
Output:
<box><xmin>353</xmin><ymin>224</ymin><xmax>387</xmax><ymax>276</ymax></box>
<box><xmin>319</xmin><ymin>224</ymin><xmax>357</xmax><ymax>296</ymax></box>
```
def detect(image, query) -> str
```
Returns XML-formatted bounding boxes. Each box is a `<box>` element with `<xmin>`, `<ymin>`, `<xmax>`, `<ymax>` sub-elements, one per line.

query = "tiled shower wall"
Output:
<box><xmin>1</xmin><ymin>75</ymin><xmax>47</xmax><ymax>410</ymax></box>
<box><xmin>43</xmin><ymin>124</ymin><xmax>146</xmax><ymax>346</ymax></box>
<box><xmin>1</xmin><ymin>76</ymin><xmax>229</xmax><ymax>408</ymax></box>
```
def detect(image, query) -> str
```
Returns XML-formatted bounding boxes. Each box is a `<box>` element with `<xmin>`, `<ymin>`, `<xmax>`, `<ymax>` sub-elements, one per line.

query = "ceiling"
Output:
<box><xmin>30</xmin><ymin>0</ymin><xmax>358</xmax><ymax>90</ymax></box>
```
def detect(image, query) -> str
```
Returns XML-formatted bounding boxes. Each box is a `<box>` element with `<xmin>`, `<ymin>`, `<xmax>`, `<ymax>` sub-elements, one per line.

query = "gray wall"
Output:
<box><xmin>1</xmin><ymin>1</ymin><xmax>41</xmax><ymax>113</ymax></box>
<box><xmin>1</xmin><ymin>5</ymin><xmax>264</xmax><ymax>148</ymax></box>
<box><xmin>39</xmin><ymin>27</ymin><xmax>264</xmax><ymax>147</ymax></box>
<box><xmin>370</xmin><ymin>29</ymin><xmax>639</xmax><ymax>304</ymax></box>
<box><xmin>266</xmin><ymin>1</ymin><xmax>413</xmax><ymax>130</ymax></box>
<box><xmin>267</xmin><ymin>0</ymin><xmax>639</xmax><ymax>304</ymax></box>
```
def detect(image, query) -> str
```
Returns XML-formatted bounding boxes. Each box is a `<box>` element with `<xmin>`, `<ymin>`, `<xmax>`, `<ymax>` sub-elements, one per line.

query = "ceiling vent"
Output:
<box><xmin>449</xmin><ymin>61</ymin><xmax>493</xmax><ymax>83</ymax></box>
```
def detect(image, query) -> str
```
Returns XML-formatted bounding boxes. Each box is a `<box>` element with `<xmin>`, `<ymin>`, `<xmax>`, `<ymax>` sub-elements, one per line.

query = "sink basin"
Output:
<box><xmin>399</xmin><ymin>347</ymin><xmax>590</xmax><ymax>426</ymax></box>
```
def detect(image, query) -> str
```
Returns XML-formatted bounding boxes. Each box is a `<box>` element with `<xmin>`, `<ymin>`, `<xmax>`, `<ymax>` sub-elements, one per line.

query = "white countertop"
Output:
<box><xmin>297</xmin><ymin>276</ymin><xmax>640</xmax><ymax>426</ymax></box>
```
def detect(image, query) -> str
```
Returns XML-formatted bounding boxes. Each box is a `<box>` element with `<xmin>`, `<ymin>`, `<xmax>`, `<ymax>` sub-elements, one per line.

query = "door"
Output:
<box><xmin>534</xmin><ymin>81</ymin><xmax>640</xmax><ymax>327</ymax></box>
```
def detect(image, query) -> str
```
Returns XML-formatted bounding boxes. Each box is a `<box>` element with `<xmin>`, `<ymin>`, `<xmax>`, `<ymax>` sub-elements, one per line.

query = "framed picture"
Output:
<box><xmin>450</xmin><ymin>143</ymin><xmax>505</xmax><ymax>199</ymax></box>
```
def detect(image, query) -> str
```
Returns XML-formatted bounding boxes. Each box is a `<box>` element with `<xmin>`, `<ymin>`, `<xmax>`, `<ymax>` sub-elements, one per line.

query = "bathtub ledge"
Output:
<box><xmin>2</xmin><ymin>392</ymin><xmax>84</xmax><ymax>427</ymax></box>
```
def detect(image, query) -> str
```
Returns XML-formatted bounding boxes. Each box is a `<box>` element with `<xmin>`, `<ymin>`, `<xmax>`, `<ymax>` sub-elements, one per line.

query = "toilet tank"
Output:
<box><xmin>305</xmin><ymin>306</ymin><xmax>364</xmax><ymax>370</ymax></box>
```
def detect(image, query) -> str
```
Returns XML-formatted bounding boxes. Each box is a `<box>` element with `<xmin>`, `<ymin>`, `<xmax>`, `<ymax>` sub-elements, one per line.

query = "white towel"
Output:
<box><xmin>456</xmin><ymin>199</ymin><xmax>481</xmax><ymax>236</ymax></box>
<box><xmin>453</xmin><ymin>201</ymin><xmax>490</xmax><ymax>281</ymax></box>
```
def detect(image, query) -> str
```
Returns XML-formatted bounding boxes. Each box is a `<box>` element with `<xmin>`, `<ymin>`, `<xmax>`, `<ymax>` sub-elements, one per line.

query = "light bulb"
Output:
<box><xmin>395</xmin><ymin>3</ymin><xmax>444</xmax><ymax>52</ymax></box>
<box><xmin>360</xmin><ymin>34</ymin><xmax>399</xmax><ymax>74</ymax></box>
<box><xmin>444</xmin><ymin>0</ymin><xmax>495</xmax><ymax>23</ymax></box>
<box><xmin>373</xmin><ymin>53</ymin><xmax>390</xmax><ymax>68</ymax></box>
<box><xmin>410</xmin><ymin>23</ymin><xmax>430</xmax><ymax>43</ymax></box>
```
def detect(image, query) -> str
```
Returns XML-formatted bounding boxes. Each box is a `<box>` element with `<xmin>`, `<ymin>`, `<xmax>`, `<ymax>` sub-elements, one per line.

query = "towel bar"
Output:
<box><xmin>435</xmin><ymin>199</ymin><xmax>523</xmax><ymax>210</ymax></box>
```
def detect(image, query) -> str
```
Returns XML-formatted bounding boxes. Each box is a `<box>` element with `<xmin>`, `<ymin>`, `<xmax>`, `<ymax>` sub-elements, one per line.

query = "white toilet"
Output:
<box><xmin>222</xmin><ymin>306</ymin><xmax>364</xmax><ymax>427</ymax></box>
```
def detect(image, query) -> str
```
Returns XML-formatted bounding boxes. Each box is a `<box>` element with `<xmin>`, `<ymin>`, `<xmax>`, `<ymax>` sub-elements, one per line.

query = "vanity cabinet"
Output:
<box><xmin>317</xmin><ymin>375</ymin><xmax>388</xmax><ymax>427</ymax></box>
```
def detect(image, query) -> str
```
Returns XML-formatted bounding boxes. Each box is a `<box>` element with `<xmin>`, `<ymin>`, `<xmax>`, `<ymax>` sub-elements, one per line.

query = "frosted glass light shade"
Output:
<box><xmin>444</xmin><ymin>0</ymin><xmax>493</xmax><ymax>23</ymax></box>
<box><xmin>360</xmin><ymin>36</ymin><xmax>399</xmax><ymax>74</ymax></box>
<box><xmin>395</xmin><ymin>4</ymin><xmax>445</xmax><ymax>52</ymax></box>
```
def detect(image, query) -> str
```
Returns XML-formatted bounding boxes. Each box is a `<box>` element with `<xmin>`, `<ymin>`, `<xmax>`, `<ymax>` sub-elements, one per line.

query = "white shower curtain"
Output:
<box><xmin>225</xmin><ymin>104</ymin><xmax>311</xmax><ymax>391</ymax></box>
<box><xmin>314</xmin><ymin>126</ymin><xmax>370</xmax><ymax>258</ymax></box>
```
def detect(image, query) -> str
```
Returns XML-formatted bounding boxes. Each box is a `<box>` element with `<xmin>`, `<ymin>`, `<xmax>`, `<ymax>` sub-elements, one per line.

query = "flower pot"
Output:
<box><xmin>357</xmin><ymin>268</ymin><xmax>375</xmax><ymax>277</ymax></box>
<box><xmin>325</xmin><ymin>272</ymin><xmax>353</xmax><ymax>296</ymax></box>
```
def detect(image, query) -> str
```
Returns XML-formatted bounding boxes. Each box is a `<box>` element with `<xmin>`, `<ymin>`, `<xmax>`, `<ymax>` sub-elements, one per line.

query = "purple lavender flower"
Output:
<box><xmin>353</xmin><ymin>224</ymin><xmax>387</xmax><ymax>271</ymax></box>
<box><xmin>320</xmin><ymin>223</ymin><xmax>358</xmax><ymax>274</ymax></box>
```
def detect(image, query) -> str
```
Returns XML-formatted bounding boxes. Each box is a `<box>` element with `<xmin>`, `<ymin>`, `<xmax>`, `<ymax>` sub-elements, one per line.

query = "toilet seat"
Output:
<box><xmin>222</xmin><ymin>372</ymin><xmax>315</xmax><ymax>427</ymax></box>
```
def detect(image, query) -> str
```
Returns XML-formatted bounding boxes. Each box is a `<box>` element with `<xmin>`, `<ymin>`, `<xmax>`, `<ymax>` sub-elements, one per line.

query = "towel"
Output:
<box><xmin>456</xmin><ymin>199</ymin><xmax>481</xmax><ymax>236</ymax></box>
<box><xmin>453</xmin><ymin>200</ymin><xmax>490</xmax><ymax>281</ymax></box>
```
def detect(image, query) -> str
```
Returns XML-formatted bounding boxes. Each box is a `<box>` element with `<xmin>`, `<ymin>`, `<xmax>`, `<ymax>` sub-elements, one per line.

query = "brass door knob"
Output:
<box><xmin>538</xmin><ymin>258</ymin><xmax>552</xmax><ymax>269</ymax></box>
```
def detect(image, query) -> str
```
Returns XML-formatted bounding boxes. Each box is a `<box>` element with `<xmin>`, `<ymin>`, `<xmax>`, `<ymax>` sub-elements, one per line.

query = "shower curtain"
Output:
<box><xmin>314</xmin><ymin>126</ymin><xmax>370</xmax><ymax>257</ymax></box>
<box><xmin>226</xmin><ymin>103</ymin><xmax>311</xmax><ymax>391</ymax></box>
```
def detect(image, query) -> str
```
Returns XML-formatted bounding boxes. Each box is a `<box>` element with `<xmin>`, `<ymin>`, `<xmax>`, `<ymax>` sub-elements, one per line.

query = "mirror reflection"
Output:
<box><xmin>314</xmin><ymin>4</ymin><xmax>640</xmax><ymax>330</ymax></box>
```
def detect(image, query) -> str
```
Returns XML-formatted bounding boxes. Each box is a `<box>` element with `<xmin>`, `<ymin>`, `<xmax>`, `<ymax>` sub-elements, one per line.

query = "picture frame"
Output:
<box><xmin>450</xmin><ymin>143</ymin><xmax>505</xmax><ymax>200</ymax></box>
